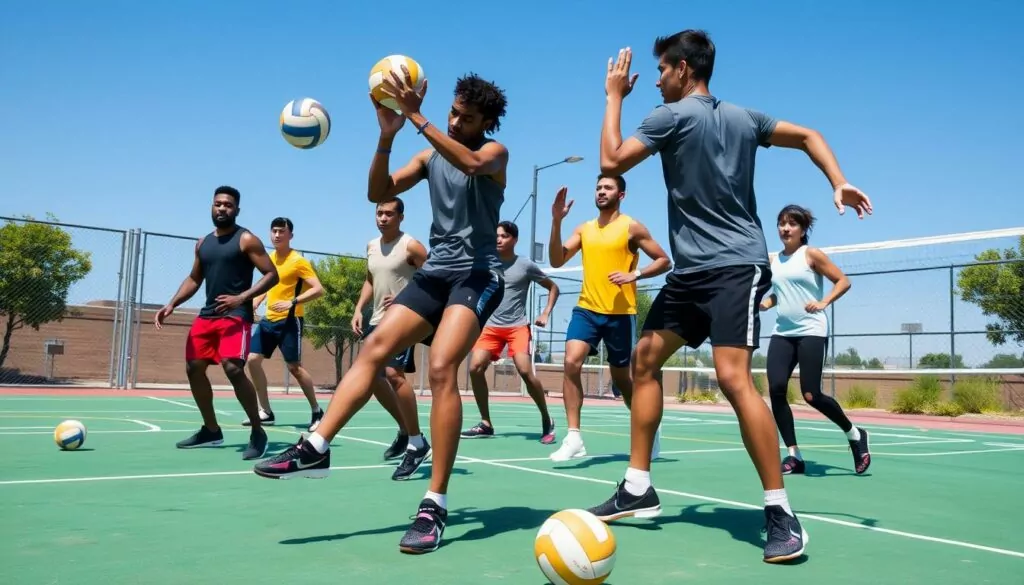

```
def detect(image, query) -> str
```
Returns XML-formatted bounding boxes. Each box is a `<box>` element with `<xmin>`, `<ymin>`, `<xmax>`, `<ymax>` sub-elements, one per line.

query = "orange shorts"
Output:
<box><xmin>473</xmin><ymin>325</ymin><xmax>531</xmax><ymax>361</ymax></box>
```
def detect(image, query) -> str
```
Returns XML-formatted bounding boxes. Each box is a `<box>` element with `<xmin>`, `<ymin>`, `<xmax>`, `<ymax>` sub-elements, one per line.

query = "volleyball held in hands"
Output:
<box><xmin>54</xmin><ymin>419</ymin><xmax>87</xmax><ymax>451</ymax></box>
<box><xmin>369</xmin><ymin>55</ymin><xmax>426</xmax><ymax>112</ymax></box>
<box><xmin>534</xmin><ymin>509</ymin><xmax>617</xmax><ymax>585</ymax></box>
<box><xmin>279</xmin><ymin>98</ymin><xmax>331</xmax><ymax>149</ymax></box>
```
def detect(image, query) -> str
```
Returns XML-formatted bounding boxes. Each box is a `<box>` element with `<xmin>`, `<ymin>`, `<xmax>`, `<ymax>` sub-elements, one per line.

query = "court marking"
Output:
<box><xmin>146</xmin><ymin>395</ymin><xmax>232</xmax><ymax>416</ymax></box>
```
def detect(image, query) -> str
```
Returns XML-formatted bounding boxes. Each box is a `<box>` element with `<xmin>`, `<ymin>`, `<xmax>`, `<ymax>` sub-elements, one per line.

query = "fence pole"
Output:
<box><xmin>130</xmin><ymin>230</ymin><xmax>148</xmax><ymax>389</ymax></box>
<box><xmin>949</xmin><ymin>264</ymin><xmax>956</xmax><ymax>385</ymax></box>
<box><xmin>829</xmin><ymin>302</ymin><xmax>836</xmax><ymax>396</ymax></box>
<box><xmin>107</xmin><ymin>230</ymin><xmax>127</xmax><ymax>388</ymax></box>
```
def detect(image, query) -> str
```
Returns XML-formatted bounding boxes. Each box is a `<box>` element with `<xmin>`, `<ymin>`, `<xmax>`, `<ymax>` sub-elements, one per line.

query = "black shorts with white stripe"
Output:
<box><xmin>642</xmin><ymin>264</ymin><xmax>772</xmax><ymax>350</ymax></box>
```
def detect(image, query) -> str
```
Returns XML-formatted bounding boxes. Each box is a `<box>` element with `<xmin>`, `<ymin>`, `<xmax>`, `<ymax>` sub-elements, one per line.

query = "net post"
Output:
<box><xmin>949</xmin><ymin>264</ymin><xmax>956</xmax><ymax>385</ymax></box>
<box><xmin>829</xmin><ymin>303</ymin><xmax>836</xmax><ymax>397</ymax></box>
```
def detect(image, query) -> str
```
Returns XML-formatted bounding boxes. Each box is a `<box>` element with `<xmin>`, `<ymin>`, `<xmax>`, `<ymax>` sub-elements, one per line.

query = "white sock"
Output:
<box><xmin>846</xmin><ymin>427</ymin><xmax>861</xmax><ymax>441</ymax></box>
<box><xmin>764</xmin><ymin>489</ymin><xmax>793</xmax><ymax>517</ymax></box>
<box><xmin>407</xmin><ymin>434</ymin><xmax>426</xmax><ymax>450</ymax></box>
<box><xmin>307</xmin><ymin>432</ymin><xmax>329</xmax><ymax>454</ymax></box>
<box><xmin>789</xmin><ymin>447</ymin><xmax>803</xmax><ymax>461</ymax></box>
<box><xmin>623</xmin><ymin>467</ymin><xmax>651</xmax><ymax>496</ymax></box>
<box><xmin>566</xmin><ymin>428</ymin><xmax>582</xmax><ymax>444</ymax></box>
<box><xmin>424</xmin><ymin>490</ymin><xmax>447</xmax><ymax>509</ymax></box>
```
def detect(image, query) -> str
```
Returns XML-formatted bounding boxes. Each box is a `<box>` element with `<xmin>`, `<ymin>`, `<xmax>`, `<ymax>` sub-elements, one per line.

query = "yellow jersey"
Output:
<box><xmin>264</xmin><ymin>250</ymin><xmax>316</xmax><ymax>321</ymax></box>
<box><xmin>577</xmin><ymin>214</ymin><xmax>638</xmax><ymax>315</ymax></box>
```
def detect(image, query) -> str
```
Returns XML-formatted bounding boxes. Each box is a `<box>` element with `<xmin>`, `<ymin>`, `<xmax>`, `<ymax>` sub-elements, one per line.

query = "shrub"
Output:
<box><xmin>889</xmin><ymin>375</ymin><xmax>944</xmax><ymax>414</ymax></box>
<box><xmin>951</xmin><ymin>377</ymin><xmax>1002</xmax><ymax>414</ymax></box>
<box><xmin>842</xmin><ymin>385</ymin><xmax>877</xmax><ymax>409</ymax></box>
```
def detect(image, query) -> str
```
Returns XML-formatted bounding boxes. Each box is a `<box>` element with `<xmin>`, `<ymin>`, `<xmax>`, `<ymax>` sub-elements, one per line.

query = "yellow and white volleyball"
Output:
<box><xmin>279</xmin><ymin>98</ymin><xmax>331</xmax><ymax>149</ymax></box>
<box><xmin>54</xmin><ymin>419</ymin><xmax>87</xmax><ymax>451</ymax></box>
<box><xmin>369</xmin><ymin>55</ymin><xmax>426</xmax><ymax>112</ymax></box>
<box><xmin>534</xmin><ymin>509</ymin><xmax>617</xmax><ymax>585</ymax></box>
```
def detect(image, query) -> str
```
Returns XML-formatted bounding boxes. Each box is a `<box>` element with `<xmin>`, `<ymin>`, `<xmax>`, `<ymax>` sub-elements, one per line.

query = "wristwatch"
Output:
<box><xmin>633</xmin><ymin>269</ymin><xmax>642</xmax><ymax>279</ymax></box>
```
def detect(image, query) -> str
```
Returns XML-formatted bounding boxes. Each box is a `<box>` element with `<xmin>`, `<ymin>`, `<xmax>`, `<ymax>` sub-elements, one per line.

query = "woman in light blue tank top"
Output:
<box><xmin>759</xmin><ymin>205</ymin><xmax>871</xmax><ymax>476</ymax></box>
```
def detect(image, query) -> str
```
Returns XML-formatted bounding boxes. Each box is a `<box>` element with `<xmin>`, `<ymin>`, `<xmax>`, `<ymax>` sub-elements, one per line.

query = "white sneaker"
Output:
<box><xmin>651</xmin><ymin>424</ymin><xmax>662</xmax><ymax>461</ymax></box>
<box><xmin>550</xmin><ymin>435</ymin><xmax>587</xmax><ymax>462</ymax></box>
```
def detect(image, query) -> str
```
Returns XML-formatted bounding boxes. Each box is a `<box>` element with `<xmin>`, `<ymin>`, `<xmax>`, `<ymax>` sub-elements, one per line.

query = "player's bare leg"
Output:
<box><xmin>550</xmin><ymin>340</ymin><xmax>592</xmax><ymax>461</ymax></box>
<box><xmin>464</xmin><ymin>350</ymin><xmax>495</xmax><ymax>435</ymax></box>
<box><xmin>511</xmin><ymin>351</ymin><xmax>555</xmax><ymax>443</ymax></box>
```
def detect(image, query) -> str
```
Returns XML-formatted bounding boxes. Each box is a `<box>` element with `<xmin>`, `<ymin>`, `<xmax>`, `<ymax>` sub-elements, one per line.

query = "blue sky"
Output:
<box><xmin>3</xmin><ymin>1</ymin><xmax>1023</xmax><ymax>367</ymax></box>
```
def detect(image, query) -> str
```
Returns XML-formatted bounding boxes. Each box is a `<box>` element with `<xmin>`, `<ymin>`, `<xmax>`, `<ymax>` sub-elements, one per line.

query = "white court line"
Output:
<box><xmin>146</xmin><ymin>395</ymin><xmax>231</xmax><ymax>416</ymax></box>
<box><xmin>127</xmin><ymin>419</ymin><xmax>161</xmax><ymax>432</ymax></box>
<box><xmin>0</xmin><ymin>464</ymin><xmax>395</xmax><ymax>486</ymax></box>
<box><xmin>985</xmin><ymin>442</ymin><xmax>1024</xmax><ymax>448</ymax></box>
<box><xmin>0</xmin><ymin>426</ymin><xmax>53</xmax><ymax>430</ymax></box>
<box><xmin>874</xmin><ymin>446</ymin><xmax>1024</xmax><ymax>457</ymax></box>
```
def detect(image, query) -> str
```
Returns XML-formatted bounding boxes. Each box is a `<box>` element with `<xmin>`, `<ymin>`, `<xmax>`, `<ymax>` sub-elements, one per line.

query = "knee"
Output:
<box><xmin>427</xmin><ymin>359</ymin><xmax>458</xmax><ymax>388</ymax></box>
<box><xmin>716</xmin><ymin>366</ymin><xmax>754</xmax><ymax>400</ymax></box>
<box><xmin>286</xmin><ymin>362</ymin><xmax>303</xmax><ymax>376</ymax></box>
<box><xmin>362</xmin><ymin>334</ymin><xmax>398</xmax><ymax>365</ymax></box>
<box><xmin>469</xmin><ymin>359</ymin><xmax>489</xmax><ymax>377</ymax></box>
<box><xmin>563</xmin><ymin>355</ymin><xmax>584</xmax><ymax>376</ymax></box>
<box><xmin>632</xmin><ymin>341</ymin><xmax>660</xmax><ymax>383</ymax></box>
<box><xmin>185</xmin><ymin>360</ymin><xmax>206</xmax><ymax>378</ymax></box>
<box><xmin>222</xmin><ymin>360</ymin><xmax>246</xmax><ymax>380</ymax></box>
<box><xmin>386</xmin><ymin>369</ymin><xmax>407</xmax><ymax>389</ymax></box>
<box><xmin>247</xmin><ymin>355</ymin><xmax>264</xmax><ymax>370</ymax></box>
<box><xmin>768</xmin><ymin>378</ymin><xmax>789</xmax><ymax>397</ymax></box>
<box><xmin>803</xmin><ymin>392</ymin><xmax>816</xmax><ymax>404</ymax></box>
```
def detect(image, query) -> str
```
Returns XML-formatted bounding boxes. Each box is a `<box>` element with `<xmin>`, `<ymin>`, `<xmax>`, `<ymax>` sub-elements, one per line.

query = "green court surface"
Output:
<box><xmin>1</xmin><ymin>395</ymin><xmax>1022</xmax><ymax>584</ymax></box>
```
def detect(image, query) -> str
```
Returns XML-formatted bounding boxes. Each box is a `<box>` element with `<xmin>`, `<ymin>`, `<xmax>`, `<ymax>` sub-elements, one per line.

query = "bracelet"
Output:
<box><xmin>376</xmin><ymin>147</ymin><xmax>391</xmax><ymax>155</ymax></box>
<box><xmin>416</xmin><ymin>120</ymin><xmax>431</xmax><ymax>134</ymax></box>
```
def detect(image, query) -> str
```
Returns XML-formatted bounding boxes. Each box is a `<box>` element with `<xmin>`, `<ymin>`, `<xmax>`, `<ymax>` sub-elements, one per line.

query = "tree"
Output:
<box><xmin>0</xmin><ymin>215</ymin><xmax>92</xmax><ymax>368</ymax></box>
<box><xmin>984</xmin><ymin>353</ymin><xmax>1024</xmax><ymax>368</ymax></box>
<box><xmin>918</xmin><ymin>352</ymin><xmax>964</xmax><ymax>369</ymax></box>
<box><xmin>831</xmin><ymin>347</ymin><xmax>863</xmax><ymax>368</ymax></box>
<box><xmin>957</xmin><ymin>236</ymin><xmax>1024</xmax><ymax>345</ymax></box>
<box><xmin>302</xmin><ymin>255</ymin><xmax>367</xmax><ymax>383</ymax></box>
<box><xmin>634</xmin><ymin>288</ymin><xmax>654</xmax><ymax>342</ymax></box>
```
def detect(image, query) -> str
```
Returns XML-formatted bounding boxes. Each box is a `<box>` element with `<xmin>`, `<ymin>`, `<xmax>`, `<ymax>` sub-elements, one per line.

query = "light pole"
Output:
<box><xmin>524</xmin><ymin>155</ymin><xmax>583</xmax><ymax>395</ymax></box>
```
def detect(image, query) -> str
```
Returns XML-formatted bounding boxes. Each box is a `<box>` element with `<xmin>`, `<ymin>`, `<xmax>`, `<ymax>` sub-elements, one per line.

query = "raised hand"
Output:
<box><xmin>380</xmin><ymin>65</ymin><xmax>429</xmax><ymax>117</ymax></box>
<box><xmin>371</xmin><ymin>93</ymin><xmax>406</xmax><ymax>136</ymax></box>
<box><xmin>551</xmin><ymin>186</ymin><xmax>574</xmax><ymax>221</ymax></box>
<box><xmin>833</xmin><ymin>183</ymin><xmax>873</xmax><ymax>219</ymax></box>
<box><xmin>606</xmin><ymin>47</ymin><xmax>639</xmax><ymax>99</ymax></box>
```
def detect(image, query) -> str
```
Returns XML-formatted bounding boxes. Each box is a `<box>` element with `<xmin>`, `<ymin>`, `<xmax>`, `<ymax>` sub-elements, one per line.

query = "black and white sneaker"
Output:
<box><xmin>383</xmin><ymin>432</ymin><xmax>408</xmax><ymax>461</ymax></box>
<box><xmin>253</xmin><ymin>437</ymin><xmax>330</xmax><ymax>479</ymax></box>
<box><xmin>176</xmin><ymin>426</ymin><xmax>224</xmax><ymax>449</ymax></box>
<box><xmin>308</xmin><ymin>408</ymin><xmax>324</xmax><ymax>433</ymax></box>
<box><xmin>392</xmin><ymin>439</ymin><xmax>431</xmax><ymax>481</ymax></box>
<box><xmin>461</xmin><ymin>421</ymin><xmax>494</xmax><ymax>439</ymax></box>
<box><xmin>587</xmin><ymin>480</ymin><xmax>662</xmax><ymax>522</ymax></box>
<box><xmin>762</xmin><ymin>505</ymin><xmax>808</xmax><ymax>563</ymax></box>
<box><xmin>849</xmin><ymin>427</ymin><xmax>871</xmax><ymax>474</ymax></box>
<box><xmin>398</xmin><ymin>499</ymin><xmax>447</xmax><ymax>554</ymax></box>
<box><xmin>242</xmin><ymin>408</ymin><xmax>275</xmax><ymax>427</ymax></box>
<box><xmin>242</xmin><ymin>428</ymin><xmax>268</xmax><ymax>460</ymax></box>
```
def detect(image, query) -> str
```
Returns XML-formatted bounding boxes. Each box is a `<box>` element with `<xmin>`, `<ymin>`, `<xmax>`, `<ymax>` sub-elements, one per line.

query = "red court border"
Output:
<box><xmin>2</xmin><ymin>386</ymin><xmax>1023</xmax><ymax>435</ymax></box>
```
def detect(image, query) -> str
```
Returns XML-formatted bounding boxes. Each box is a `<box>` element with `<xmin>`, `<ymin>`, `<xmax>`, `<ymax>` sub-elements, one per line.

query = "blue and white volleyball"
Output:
<box><xmin>54</xmin><ymin>419</ymin><xmax>87</xmax><ymax>450</ymax></box>
<box><xmin>280</xmin><ymin>98</ymin><xmax>331</xmax><ymax>149</ymax></box>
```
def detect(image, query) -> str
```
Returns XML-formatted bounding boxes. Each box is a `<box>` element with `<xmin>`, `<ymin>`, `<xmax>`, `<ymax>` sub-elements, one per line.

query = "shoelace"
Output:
<box><xmin>408</xmin><ymin>509</ymin><xmax>439</xmax><ymax>533</ymax></box>
<box><xmin>763</xmin><ymin>511</ymin><xmax>792</xmax><ymax>543</ymax></box>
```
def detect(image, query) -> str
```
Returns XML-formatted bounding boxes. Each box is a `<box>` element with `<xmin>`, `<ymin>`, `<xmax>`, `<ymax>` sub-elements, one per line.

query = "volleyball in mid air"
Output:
<box><xmin>280</xmin><ymin>98</ymin><xmax>331</xmax><ymax>149</ymax></box>
<box><xmin>369</xmin><ymin>55</ymin><xmax>426</xmax><ymax>113</ymax></box>
<box><xmin>534</xmin><ymin>509</ymin><xmax>617</xmax><ymax>585</ymax></box>
<box><xmin>54</xmin><ymin>419</ymin><xmax>87</xmax><ymax>450</ymax></box>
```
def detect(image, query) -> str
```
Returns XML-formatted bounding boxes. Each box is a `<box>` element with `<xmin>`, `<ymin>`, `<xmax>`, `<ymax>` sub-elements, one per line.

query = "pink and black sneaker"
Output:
<box><xmin>253</xmin><ymin>437</ymin><xmax>330</xmax><ymax>479</ymax></box>
<box><xmin>398</xmin><ymin>499</ymin><xmax>447</xmax><ymax>554</ymax></box>
<box><xmin>762</xmin><ymin>505</ymin><xmax>808</xmax><ymax>563</ymax></box>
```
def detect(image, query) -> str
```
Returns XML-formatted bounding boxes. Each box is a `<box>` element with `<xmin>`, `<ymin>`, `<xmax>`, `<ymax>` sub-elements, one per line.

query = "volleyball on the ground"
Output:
<box><xmin>279</xmin><ymin>98</ymin><xmax>331</xmax><ymax>149</ymax></box>
<box><xmin>54</xmin><ymin>419</ymin><xmax>87</xmax><ymax>450</ymax></box>
<box><xmin>534</xmin><ymin>509</ymin><xmax>617</xmax><ymax>585</ymax></box>
<box><xmin>369</xmin><ymin>55</ymin><xmax>426</xmax><ymax>113</ymax></box>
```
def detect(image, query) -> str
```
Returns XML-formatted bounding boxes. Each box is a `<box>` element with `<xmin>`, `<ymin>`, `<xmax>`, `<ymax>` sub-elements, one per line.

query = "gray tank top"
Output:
<box><xmin>197</xmin><ymin>226</ymin><xmax>255</xmax><ymax>322</ymax></box>
<box><xmin>420</xmin><ymin>145</ymin><xmax>504</xmax><ymax>273</ymax></box>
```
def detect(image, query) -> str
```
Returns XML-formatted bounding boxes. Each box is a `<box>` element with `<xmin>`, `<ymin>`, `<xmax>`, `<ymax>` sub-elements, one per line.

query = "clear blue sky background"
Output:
<box><xmin>3</xmin><ymin>0</ymin><xmax>1023</xmax><ymax>367</ymax></box>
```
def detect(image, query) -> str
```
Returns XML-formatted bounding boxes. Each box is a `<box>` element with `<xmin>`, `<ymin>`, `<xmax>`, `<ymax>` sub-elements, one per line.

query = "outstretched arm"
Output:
<box><xmin>766</xmin><ymin>120</ymin><xmax>873</xmax><ymax>218</ymax></box>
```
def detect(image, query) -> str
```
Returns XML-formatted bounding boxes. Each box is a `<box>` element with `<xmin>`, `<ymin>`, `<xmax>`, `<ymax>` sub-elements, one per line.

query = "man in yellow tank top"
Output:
<box><xmin>547</xmin><ymin>174</ymin><xmax>671</xmax><ymax>461</ymax></box>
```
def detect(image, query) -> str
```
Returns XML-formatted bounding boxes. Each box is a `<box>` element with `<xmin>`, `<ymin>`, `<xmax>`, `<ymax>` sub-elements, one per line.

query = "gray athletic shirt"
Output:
<box><xmin>487</xmin><ymin>255</ymin><xmax>548</xmax><ymax>327</ymax></box>
<box><xmin>633</xmin><ymin>94</ymin><xmax>777</xmax><ymax>274</ymax></box>
<box><xmin>420</xmin><ymin>144</ymin><xmax>504</xmax><ymax>274</ymax></box>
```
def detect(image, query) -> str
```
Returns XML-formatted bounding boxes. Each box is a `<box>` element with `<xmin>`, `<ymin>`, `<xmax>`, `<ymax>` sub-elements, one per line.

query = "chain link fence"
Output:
<box><xmin>1</xmin><ymin>215</ymin><xmax>1021</xmax><ymax>411</ymax></box>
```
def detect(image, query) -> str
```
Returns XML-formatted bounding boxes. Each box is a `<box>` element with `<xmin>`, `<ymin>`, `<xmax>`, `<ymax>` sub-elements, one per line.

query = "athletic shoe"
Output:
<box><xmin>242</xmin><ymin>428</ymin><xmax>268</xmax><ymax>460</ymax></box>
<box><xmin>849</xmin><ymin>427</ymin><xmax>871</xmax><ymax>474</ymax></box>
<box><xmin>461</xmin><ymin>422</ymin><xmax>494</xmax><ymax>439</ymax></box>
<box><xmin>253</xmin><ymin>437</ymin><xmax>330</xmax><ymax>479</ymax></box>
<box><xmin>762</xmin><ymin>505</ymin><xmax>808</xmax><ymax>563</ymax></box>
<box><xmin>549</xmin><ymin>435</ymin><xmax>586</xmax><ymax>461</ymax></box>
<box><xmin>398</xmin><ymin>499</ymin><xmax>447</xmax><ymax>554</ymax></box>
<box><xmin>383</xmin><ymin>432</ymin><xmax>408</xmax><ymax>460</ymax></box>
<box><xmin>587</xmin><ymin>480</ymin><xmax>662</xmax><ymax>522</ymax></box>
<box><xmin>242</xmin><ymin>408</ymin><xmax>275</xmax><ymax>427</ymax></box>
<box><xmin>175</xmin><ymin>426</ymin><xmax>224</xmax><ymax>449</ymax></box>
<box><xmin>392</xmin><ymin>439</ymin><xmax>431</xmax><ymax>481</ymax></box>
<box><xmin>540</xmin><ymin>420</ymin><xmax>556</xmax><ymax>445</ymax></box>
<box><xmin>781</xmin><ymin>455</ymin><xmax>805</xmax><ymax>475</ymax></box>
<box><xmin>308</xmin><ymin>408</ymin><xmax>324</xmax><ymax>433</ymax></box>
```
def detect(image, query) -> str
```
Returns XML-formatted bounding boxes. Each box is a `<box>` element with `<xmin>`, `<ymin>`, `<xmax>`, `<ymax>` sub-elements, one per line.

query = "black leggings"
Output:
<box><xmin>767</xmin><ymin>335</ymin><xmax>852</xmax><ymax>447</ymax></box>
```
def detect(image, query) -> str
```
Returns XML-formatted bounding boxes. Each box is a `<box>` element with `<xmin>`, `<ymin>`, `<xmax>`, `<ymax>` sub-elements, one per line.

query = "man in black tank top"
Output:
<box><xmin>154</xmin><ymin>186</ymin><xmax>280</xmax><ymax>460</ymax></box>
<box><xmin>255</xmin><ymin>73</ymin><xmax>510</xmax><ymax>555</ymax></box>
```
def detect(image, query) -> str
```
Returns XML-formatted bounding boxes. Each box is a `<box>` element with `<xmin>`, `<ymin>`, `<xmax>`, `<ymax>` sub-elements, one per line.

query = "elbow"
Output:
<box><xmin>599</xmin><ymin>156</ymin><xmax>619</xmax><ymax>174</ymax></box>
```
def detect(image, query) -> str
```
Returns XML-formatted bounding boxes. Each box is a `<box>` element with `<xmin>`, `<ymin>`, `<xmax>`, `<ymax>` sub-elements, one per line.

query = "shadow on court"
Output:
<box><xmin>551</xmin><ymin>453</ymin><xmax>681</xmax><ymax>469</ymax></box>
<box><xmin>278</xmin><ymin>505</ymin><xmax>560</xmax><ymax>550</ymax></box>
<box><xmin>801</xmin><ymin>460</ymin><xmax>871</xmax><ymax>478</ymax></box>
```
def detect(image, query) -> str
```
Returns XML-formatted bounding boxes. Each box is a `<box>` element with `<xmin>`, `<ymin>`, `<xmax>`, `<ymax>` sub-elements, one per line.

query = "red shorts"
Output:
<box><xmin>185</xmin><ymin>316</ymin><xmax>252</xmax><ymax>364</ymax></box>
<box><xmin>472</xmin><ymin>325</ymin><xmax>531</xmax><ymax>361</ymax></box>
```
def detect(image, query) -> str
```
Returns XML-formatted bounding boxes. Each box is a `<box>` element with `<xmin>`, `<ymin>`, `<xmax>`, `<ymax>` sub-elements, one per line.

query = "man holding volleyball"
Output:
<box><xmin>255</xmin><ymin>64</ymin><xmax>509</xmax><ymax>556</ymax></box>
<box><xmin>584</xmin><ymin>30</ymin><xmax>872</xmax><ymax>563</ymax></box>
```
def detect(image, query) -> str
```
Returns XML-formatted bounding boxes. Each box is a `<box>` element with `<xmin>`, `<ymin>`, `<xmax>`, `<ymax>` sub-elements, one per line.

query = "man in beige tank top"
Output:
<box><xmin>351</xmin><ymin>197</ymin><xmax>430</xmax><ymax>481</ymax></box>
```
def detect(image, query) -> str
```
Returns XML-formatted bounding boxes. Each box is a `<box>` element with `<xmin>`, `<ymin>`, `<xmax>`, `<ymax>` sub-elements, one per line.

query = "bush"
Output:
<box><xmin>927</xmin><ymin>401</ymin><xmax>966</xmax><ymax>417</ymax></box>
<box><xmin>951</xmin><ymin>377</ymin><xmax>1002</xmax><ymax>414</ymax></box>
<box><xmin>752</xmin><ymin>373</ymin><xmax>767</xmax><ymax>396</ymax></box>
<box><xmin>787</xmin><ymin>381</ymin><xmax>799</xmax><ymax>404</ymax></box>
<box><xmin>677</xmin><ymin>389</ymin><xmax>719</xmax><ymax>404</ymax></box>
<box><xmin>889</xmin><ymin>375</ymin><xmax>943</xmax><ymax>414</ymax></box>
<box><xmin>842</xmin><ymin>385</ymin><xmax>877</xmax><ymax>409</ymax></box>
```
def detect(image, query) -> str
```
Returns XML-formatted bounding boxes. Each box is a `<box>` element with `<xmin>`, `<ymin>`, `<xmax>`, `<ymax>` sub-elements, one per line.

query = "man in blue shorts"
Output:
<box><xmin>547</xmin><ymin>174</ymin><xmax>670</xmax><ymax>462</ymax></box>
<box><xmin>586</xmin><ymin>30</ymin><xmax>872</xmax><ymax>563</ymax></box>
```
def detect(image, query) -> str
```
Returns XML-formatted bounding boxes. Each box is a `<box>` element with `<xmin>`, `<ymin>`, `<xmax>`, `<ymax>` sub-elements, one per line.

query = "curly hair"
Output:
<box><xmin>454</xmin><ymin>73</ymin><xmax>508</xmax><ymax>134</ymax></box>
